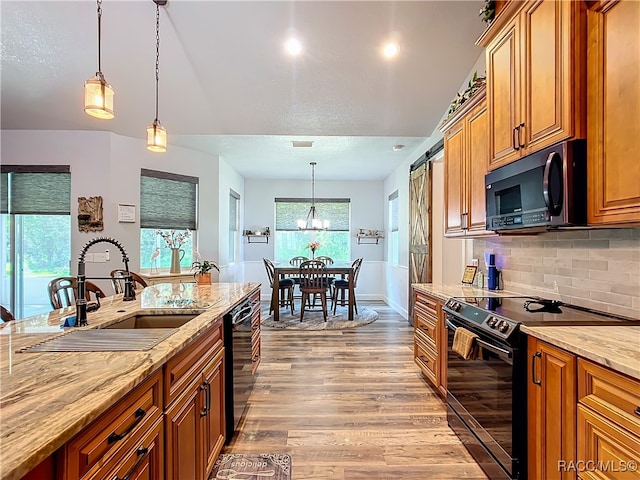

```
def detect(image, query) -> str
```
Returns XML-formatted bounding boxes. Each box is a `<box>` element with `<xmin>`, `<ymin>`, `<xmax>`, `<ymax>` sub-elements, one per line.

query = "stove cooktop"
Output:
<box><xmin>443</xmin><ymin>296</ymin><xmax>640</xmax><ymax>344</ymax></box>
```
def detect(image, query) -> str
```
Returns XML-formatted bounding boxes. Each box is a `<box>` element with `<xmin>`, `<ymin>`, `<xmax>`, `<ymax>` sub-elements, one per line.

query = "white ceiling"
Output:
<box><xmin>1</xmin><ymin>1</ymin><xmax>485</xmax><ymax>180</ymax></box>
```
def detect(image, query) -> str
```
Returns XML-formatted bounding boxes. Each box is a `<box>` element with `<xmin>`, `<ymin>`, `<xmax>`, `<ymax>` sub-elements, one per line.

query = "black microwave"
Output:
<box><xmin>485</xmin><ymin>139</ymin><xmax>587</xmax><ymax>231</ymax></box>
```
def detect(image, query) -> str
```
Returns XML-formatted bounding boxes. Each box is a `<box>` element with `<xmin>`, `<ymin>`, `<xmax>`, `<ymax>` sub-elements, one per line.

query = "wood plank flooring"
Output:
<box><xmin>224</xmin><ymin>301</ymin><xmax>488</xmax><ymax>479</ymax></box>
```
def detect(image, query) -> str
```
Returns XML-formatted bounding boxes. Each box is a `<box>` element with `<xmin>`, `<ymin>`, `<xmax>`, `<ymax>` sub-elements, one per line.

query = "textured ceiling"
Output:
<box><xmin>1</xmin><ymin>1</ymin><xmax>485</xmax><ymax>180</ymax></box>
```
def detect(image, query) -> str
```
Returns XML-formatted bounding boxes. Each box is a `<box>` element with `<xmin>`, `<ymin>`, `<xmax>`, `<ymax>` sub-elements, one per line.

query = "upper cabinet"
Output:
<box><xmin>586</xmin><ymin>0</ymin><xmax>640</xmax><ymax>226</ymax></box>
<box><xmin>479</xmin><ymin>0</ymin><xmax>587</xmax><ymax>170</ymax></box>
<box><xmin>441</xmin><ymin>87</ymin><xmax>492</xmax><ymax>237</ymax></box>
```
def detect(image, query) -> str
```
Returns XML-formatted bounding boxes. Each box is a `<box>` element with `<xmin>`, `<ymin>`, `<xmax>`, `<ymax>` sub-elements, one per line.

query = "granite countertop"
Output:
<box><xmin>412</xmin><ymin>283</ymin><xmax>640</xmax><ymax>382</ymax></box>
<box><xmin>521</xmin><ymin>325</ymin><xmax>640</xmax><ymax>381</ymax></box>
<box><xmin>0</xmin><ymin>282</ymin><xmax>260</xmax><ymax>480</ymax></box>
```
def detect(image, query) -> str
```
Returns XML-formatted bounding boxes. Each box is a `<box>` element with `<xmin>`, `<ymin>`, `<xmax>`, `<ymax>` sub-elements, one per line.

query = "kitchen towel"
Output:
<box><xmin>452</xmin><ymin>326</ymin><xmax>479</xmax><ymax>360</ymax></box>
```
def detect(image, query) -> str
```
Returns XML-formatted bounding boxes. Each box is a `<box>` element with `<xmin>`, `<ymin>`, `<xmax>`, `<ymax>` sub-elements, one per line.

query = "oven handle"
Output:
<box><xmin>446</xmin><ymin>318</ymin><xmax>512</xmax><ymax>359</ymax></box>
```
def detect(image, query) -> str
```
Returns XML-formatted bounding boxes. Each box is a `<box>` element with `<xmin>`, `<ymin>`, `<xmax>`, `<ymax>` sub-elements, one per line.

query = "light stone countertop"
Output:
<box><xmin>411</xmin><ymin>283</ymin><xmax>640</xmax><ymax>381</ymax></box>
<box><xmin>0</xmin><ymin>282</ymin><xmax>260</xmax><ymax>480</ymax></box>
<box><xmin>521</xmin><ymin>325</ymin><xmax>640</xmax><ymax>381</ymax></box>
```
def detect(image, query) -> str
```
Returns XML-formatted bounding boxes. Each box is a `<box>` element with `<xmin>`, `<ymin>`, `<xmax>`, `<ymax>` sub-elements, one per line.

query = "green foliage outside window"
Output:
<box><xmin>275</xmin><ymin>231</ymin><xmax>349</xmax><ymax>262</ymax></box>
<box><xmin>140</xmin><ymin>228</ymin><xmax>193</xmax><ymax>269</ymax></box>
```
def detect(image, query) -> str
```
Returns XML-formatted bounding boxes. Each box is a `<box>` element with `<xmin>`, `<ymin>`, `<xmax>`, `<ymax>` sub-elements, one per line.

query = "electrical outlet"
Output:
<box><xmin>471</xmin><ymin>258</ymin><xmax>479</xmax><ymax>267</ymax></box>
<box><xmin>84</xmin><ymin>253</ymin><xmax>94</xmax><ymax>262</ymax></box>
<box><xmin>553</xmin><ymin>281</ymin><xmax>559</xmax><ymax>293</ymax></box>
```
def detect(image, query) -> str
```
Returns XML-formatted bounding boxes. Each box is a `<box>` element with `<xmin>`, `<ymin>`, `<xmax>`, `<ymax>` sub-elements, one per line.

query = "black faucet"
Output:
<box><xmin>76</xmin><ymin>237</ymin><xmax>136</xmax><ymax>326</ymax></box>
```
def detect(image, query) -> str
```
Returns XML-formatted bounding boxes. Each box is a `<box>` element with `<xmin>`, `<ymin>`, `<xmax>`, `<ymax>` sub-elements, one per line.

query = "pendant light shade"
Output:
<box><xmin>84</xmin><ymin>0</ymin><xmax>114</xmax><ymax>119</ymax></box>
<box><xmin>147</xmin><ymin>0</ymin><xmax>167</xmax><ymax>153</ymax></box>
<box><xmin>297</xmin><ymin>162</ymin><xmax>330</xmax><ymax>230</ymax></box>
<box><xmin>147</xmin><ymin>120</ymin><xmax>167</xmax><ymax>152</ymax></box>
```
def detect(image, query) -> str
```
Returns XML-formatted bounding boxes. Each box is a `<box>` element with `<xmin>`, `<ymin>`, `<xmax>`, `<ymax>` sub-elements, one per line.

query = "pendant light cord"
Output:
<box><xmin>154</xmin><ymin>3</ymin><xmax>160</xmax><ymax>121</ymax></box>
<box><xmin>311</xmin><ymin>162</ymin><xmax>316</xmax><ymax>208</ymax></box>
<box><xmin>96</xmin><ymin>0</ymin><xmax>102</xmax><ymax>73</ymax></box>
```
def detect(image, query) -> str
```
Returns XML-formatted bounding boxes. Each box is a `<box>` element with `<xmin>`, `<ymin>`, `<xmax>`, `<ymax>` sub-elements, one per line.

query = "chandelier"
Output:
<box><xmin>147</xmin><ymin>0</ymin><xmax>168</xmax><ymax>152</ymax></box>
<box><xmin>297</xmin><ymin>162</ymin><xmax>330</xmax><ymax>230</ymax></box>
<box><xmin>84</xmin><ymin>0</ymin><xmax>114</xmax><ymax>119</ymax></box>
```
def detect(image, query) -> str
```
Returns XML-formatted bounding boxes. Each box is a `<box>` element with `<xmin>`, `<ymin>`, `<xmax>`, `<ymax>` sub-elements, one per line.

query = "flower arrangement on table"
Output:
<box><xmin>306</xmin><ymin>241</ymin><xmax>321</xmax><ymax>258</ymax></box>
<box><xmin>156</xmin><ymin>229</ymin><xmax>191</xmax><ymax>248</ymax></box>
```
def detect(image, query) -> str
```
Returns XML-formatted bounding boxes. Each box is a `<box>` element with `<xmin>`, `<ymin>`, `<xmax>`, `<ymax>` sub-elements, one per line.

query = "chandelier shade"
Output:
<box><xmin>297</xmin><ymin>162</ymin><xmax>330</xmax><ymax>231</ymax></box>
<box><xmin>84</xmin><ymin>0</ymin><xmax>114</xmax><ymax>119</ymax></box>
<box><xmin>147</xmin><ymin>0</ymin><xmax>167</xmax><ymax>153</ymax></box>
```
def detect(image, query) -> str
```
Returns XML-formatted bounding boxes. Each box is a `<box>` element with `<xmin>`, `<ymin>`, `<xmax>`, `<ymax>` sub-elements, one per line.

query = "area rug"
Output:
<box><xmin>262</xmin><ymin>305</ymin><xmax>378</xmax><ymax>330</ymax></box>
<box><xmin>210</xmin><ymin>453</ymin><xmax>291</xmax><ymax>480</ymax></box>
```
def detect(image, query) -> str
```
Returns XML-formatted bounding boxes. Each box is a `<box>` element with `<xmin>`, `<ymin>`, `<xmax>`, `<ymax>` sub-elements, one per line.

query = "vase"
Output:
<box><xmin>311</xmin><ymin>249</ymin><xmax>316</xmax><ymax>260</ymax></box>
<box><xmin>170</xmin><ymin>248</ymin><xmax>185</xmax><ymax>274</ymax></box>
<box><xmin>196</xmin><ymin>272</ymin><xmax>211</xmax><ymax>285</ymax></box>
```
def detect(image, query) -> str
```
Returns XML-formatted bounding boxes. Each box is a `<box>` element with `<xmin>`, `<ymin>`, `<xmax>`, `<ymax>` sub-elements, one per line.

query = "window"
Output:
<box><xmin>1</xmin><ymin>165</ymin><xmax>71</xmax><ymax>318</ymax></box>
<box><xmin>389</xmin><ymin>190</ymin><xmax>399</xmax><ymax>265</ymax></box>
<box><xmin>140</xmin><ymin>169</ymin><xmax>198</xmax><ymax>270</ymax></box>
<box><xmin>229</xmin><ymin>190</ymin><xmax>240</xmax><ymax>263</ymax></box>
<box><xmin>274</xmin><ymin>198</ymin><xmax>350</xmax><ymax>262</ymax></box>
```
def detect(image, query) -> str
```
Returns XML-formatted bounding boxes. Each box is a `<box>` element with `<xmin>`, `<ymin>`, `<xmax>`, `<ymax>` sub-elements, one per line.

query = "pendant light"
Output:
<box><xmin>84</xmin><ymin>0</ymin><xmax>114</xmax><ymax>119</ymax></box>
<box><xmin>147</xmin><ymin>0</ymin><xmax>167</xmax><ymax>153</ymax></box>
<box><xmin>297</xmin><ymin>162</ymin><xmax>330</xmax><ymax>230</ymax></box>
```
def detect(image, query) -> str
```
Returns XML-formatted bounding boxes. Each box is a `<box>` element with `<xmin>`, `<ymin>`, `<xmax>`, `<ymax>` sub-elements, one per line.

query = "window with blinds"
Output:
<box><xmin>1</xmin><ymin>165</ymin><xmax>71</xmax><ymax>215</ymax></box>
<box><xmin>139</xmin><ymin>169</ymin><xmax>198</xmax><ymax>270</ymax></box>
<box><xmin>229</xmin><ymin>190</ymin><xmax>240</xmax><ymax>263</ymax></box>
<box><xmin>274</xmin><ymin>198</ymin><xmax>350</xmax><ymax>262</ymax></box>
<box><xmin>389</xmin><ymin>190</ymin><xmax>399</xmax><ymax>265</ymax></box>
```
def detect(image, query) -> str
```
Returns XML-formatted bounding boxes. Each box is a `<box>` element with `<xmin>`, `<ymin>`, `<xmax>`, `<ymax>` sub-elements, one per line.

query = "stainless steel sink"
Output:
<box><xmin>103</xmin><ymin>313</ymin><xmax>199</xmax><ymax>329</ymax></box>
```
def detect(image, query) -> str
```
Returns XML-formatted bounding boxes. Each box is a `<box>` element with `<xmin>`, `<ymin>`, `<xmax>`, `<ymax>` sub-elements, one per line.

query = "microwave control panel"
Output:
<box><xmin>490</xmin><ymin>210</ymin><xmax>550</xmax><ymax>229</ymax></box>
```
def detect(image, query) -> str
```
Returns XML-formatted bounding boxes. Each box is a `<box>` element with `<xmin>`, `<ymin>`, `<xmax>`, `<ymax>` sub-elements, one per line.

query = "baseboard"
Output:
<box><xmin>384</xmin><ymin>295</ymin><xmax>408</xmax><ymax>320</ymax></box>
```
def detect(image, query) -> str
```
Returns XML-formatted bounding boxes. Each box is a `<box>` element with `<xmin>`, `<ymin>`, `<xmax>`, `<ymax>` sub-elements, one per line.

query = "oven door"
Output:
<box><xmin>445</xmin><ymin>314</ymin><xmax>521</xmax><ymax>480</ymax></box>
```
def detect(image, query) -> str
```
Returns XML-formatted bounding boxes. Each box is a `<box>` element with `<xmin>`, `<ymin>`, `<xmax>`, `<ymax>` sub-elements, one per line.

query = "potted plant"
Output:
<box><xmin>190</xmin><ymin>260</ymin><xmax>219</xmax><ymax>285</ymax></box>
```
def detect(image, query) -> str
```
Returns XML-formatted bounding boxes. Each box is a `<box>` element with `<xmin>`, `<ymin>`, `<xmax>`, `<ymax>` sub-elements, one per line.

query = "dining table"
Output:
<box><xmin>270</xmin><ymin>262</ymin><xmax>356</xmax><ymax>321</ymax></box>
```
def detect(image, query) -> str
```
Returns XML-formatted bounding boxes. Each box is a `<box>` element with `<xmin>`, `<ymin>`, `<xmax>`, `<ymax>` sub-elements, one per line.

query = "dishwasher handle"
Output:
<box><xmin>231</xmin><ymin>302</ymin><xmax>253</xmax><ymax>325</ymax></box>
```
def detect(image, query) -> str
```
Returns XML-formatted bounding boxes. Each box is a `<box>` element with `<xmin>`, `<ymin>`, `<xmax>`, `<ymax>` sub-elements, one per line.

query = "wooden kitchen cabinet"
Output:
<box><xmin>441</xmin><ymin>87</ymin><xmax>491</xmax><ymax>237</ymax></box>
<box><xmin>587</xmin><ymin>0</ymin><xmax>640</xmax><ymax>226</ymax></box>
<box><xmin>412</xmin><ymin>289</ymin><xmax>446</xmax><ymax>397</ymax></box>
<box><xmin>527</xmin><ymin>337</ymin><xmax>577</xmax><ymax>480</ymax></box>
<box><xmin>164</xmin><ymin>322</ymin><xmax>225</xmax><ymax>480</ymax></box>
<box><xmin>576</xmin><ymin>358</ymin><xmax>640</xmax><ymax>480</ymax></box>
<box><xmin>480</xmin><ymin>0</ymin><xmax>587</xmax><ymax>170</ymax></box>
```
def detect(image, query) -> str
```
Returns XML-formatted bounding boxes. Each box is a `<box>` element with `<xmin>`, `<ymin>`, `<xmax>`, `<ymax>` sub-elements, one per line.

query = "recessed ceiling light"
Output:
<box><xmin>292</xmin><ymin>140</ymin><xmax>313</xmax><ymax>148</ymax></box>
<box><xmin>383</xmin><ymin>42</ymin><xmax>399</xmax><ymax>59</ymax></box>
<box><xmin>392</xmin><ymin>144</ymin><xmax>405</xmax><ymax>151</ymax></box>
<box><xmin>284</xmin><ymin>38</ymin><xmax>303</xmax><ymax>56</ymax></box>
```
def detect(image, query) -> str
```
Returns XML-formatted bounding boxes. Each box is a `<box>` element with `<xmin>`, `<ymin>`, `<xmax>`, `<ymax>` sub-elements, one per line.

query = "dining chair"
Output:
<box><xmin>331</xmin><ymin>257</ymin><xmax>363</xmax><ymax>315</ymax></box>
<box><xmin>48</xmin><ymin>277</ymin><xmax>106</xmax><ymax>311</ymax></box>
<box><xmin>110</xmin><ymin>270</ymin><xmax>148</xmax><ymax>295</ymax></box>
<box><xmin>314</xmin><ymin>256</ymin><xmax>334</xmax><ymax>265</ymax></box>
<box><xmin>1</xmin><ymin>305</ymin><xmax>15</xmax><ymax>322</ymax></box>
<box><xmin>298</xmin><ymin>260</ymin><xmax>331</xmax><ymax>322</ymax></box>
<box><xmin>313</xmin><ymin>256</ymin><xmax>335</xmax><ymax>301</ymax></box>
<box><xmin>263</xmin><ymin>258</ymin><xmax>295</xmax><ymax>315</ymax></box>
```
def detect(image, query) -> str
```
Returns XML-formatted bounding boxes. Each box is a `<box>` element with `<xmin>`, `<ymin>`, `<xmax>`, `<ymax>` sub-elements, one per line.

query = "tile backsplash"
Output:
<box><xmin>472</xmin><ymin>228</ymin><xmax>640</xmax><ymax>319</ymax></box>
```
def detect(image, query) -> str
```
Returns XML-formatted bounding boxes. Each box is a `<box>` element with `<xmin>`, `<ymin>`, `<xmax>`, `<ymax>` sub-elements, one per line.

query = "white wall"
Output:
<box><xmin>242</xmin><ymin>178</ymin><xmax>385</xmax><ymax>300</ymax></box>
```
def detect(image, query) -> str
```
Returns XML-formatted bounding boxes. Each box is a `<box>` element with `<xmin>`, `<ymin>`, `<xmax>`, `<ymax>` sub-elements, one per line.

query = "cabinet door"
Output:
<box><xmin>528</xmin><ymin>337</ymin><xmax>577</xmax><ymax>480</ymax></box>
<box><xmin>587</xmin><ymin>0</ymin><xmax>640</xmax><ymax>225</ymax></box>
<box><xmin>444</xmin><ymin>122</ymin><xmax>465</xmax><ymax>236</ymax></box>
<box><xmin>202</xmin><ymin>350</ymin><xmax>226</xmax><ymax>478</ymax></box>
<box><xmin>487</xmin><ymin>16</ymin><xmax>521</xmax><ymax>169</ymax></box>
<box><xmin>165</xmin><ymin>379</ymin><xmax>203</xmax><ymax>480</ymax></box>
<box><xmin>466</xmin><ymin>102</ymin><xmax>489</xmax><ymax>233</ymax></box>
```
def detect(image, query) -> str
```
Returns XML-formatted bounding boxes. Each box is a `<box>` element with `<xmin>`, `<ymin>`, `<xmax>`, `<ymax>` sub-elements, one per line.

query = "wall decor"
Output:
<box><xmin>461</xmin><ymin>265</ymin><xmax>477</xmax><ymax>284</ymax></box>
<box><xmin>77</xmin><ymin>196</ymin><xmax>104</xmax><ymax>232</ymax></box>
<box><xmin>118</xmin><ymin>204</ymin><xmax>136</xmax><ymax>223</ymax></box>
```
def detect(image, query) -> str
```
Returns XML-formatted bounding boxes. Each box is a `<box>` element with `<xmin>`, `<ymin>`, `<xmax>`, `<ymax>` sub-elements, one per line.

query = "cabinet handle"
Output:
<box><xmin>111</xmin><ymin>446</ymin><xmax>150</xmax><ymax>480</ymax></box>
<box><xmin>512</xmin><ymin>126</ymin><xmax>520</xmax><ymax>151</ymax></box>
<box><xmin>107</xmin><ymin>408</ymin><xmax>146</xmax><ymax>444</ymax></box>
<box><xmin>634</xmin><ymin>407</ymin><xmax>640</xmax><ymax>417</ymax></box>
<box><xmin>252</xmin><ymin>354</ymin><xmax>260</xmax><ymax>362</ymax></box>
<box><xmin>200</xmin><ymin>380</ymin><xmax>211</xmax><ymax>417</ymax></box>
<box><xmin>531</xmin><ymin>352</ymin><xmax>542</xmax><ymax>386</ymax></box>
<box><xmin>518</xmin><ymin>122</ymin><xmax>525</xmax><ymax>148</ymax></box>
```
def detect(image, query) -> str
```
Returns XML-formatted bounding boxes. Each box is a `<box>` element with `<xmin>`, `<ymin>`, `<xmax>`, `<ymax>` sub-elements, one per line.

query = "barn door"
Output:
<box><xmin>408</xmin><ymin>161</ymin><xmax>432</xmax><ymax>322</ymax></box>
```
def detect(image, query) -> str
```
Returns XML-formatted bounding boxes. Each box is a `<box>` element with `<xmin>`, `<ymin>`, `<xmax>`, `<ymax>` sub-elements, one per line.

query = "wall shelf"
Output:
<box><xmin>243</xmin><ymin>230</ymin><xmax>270</xmax><ymax>244</ymax></box>
<box><xmin>356</xmin><ymin>233</ymin><xmax>384</xmax><ymax>245</ymax></box>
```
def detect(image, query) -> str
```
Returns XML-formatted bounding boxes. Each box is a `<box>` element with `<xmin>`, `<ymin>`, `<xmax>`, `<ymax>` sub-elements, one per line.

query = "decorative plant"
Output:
<box><xmin>190</xmin><ymin>260</ymin><xmax>219</xmax><ymax>278</ymax></box>
<box><xmin>479</xmin><ymin>0</ymin><xmax>496</xmax><ymax>25</ymax></box>
<box><xmin>156</xmin><ymin>229</ymin><xmax>191</xmax><ymax>248</ymax></box>
<box><xmin>306</xmin><ymin>241</ymin><xmax>321</xmax><ymax>253</ymax></box>
<box><xmin>442</xmin><ymin>71</ymin><xmax>487</xmax><ymax>122</ymax></box>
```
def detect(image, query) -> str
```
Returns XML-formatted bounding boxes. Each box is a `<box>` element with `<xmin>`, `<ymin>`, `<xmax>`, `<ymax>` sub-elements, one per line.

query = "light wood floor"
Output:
<box><xmin>224</xmin><ymin>301</ymin><xmax>489</xmax><ymax>479</ymax></box>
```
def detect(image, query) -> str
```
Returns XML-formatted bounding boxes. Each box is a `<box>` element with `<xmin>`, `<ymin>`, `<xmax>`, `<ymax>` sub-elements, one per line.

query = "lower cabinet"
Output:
<box><xmin>527</xmin><ymin>337</ymin><xmax>577</xmax><ymax>480</ymax></box>
<box><xmin>250</xmin><ymin>289</ymin><xmax>261</xmax><ymax>373</ymax></box>
<box><xmin>412</xmin><ymin>289</ymin><xmax>446</xmax><ymax>397</ymax></box>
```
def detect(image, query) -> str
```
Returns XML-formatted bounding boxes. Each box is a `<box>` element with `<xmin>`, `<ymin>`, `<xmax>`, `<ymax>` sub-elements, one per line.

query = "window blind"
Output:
<box><xmin>140</xmin><ymin>168</ymin><xmax>198</xmax><ymax>230</ymax></box>
<box><xmin>1</xmin><ymin>165</ymin><xmax>71</xmax><ymax>215</ymax></box>
<box><xmin>275</xmin><ymin>198</ymin><xmax>350</xmax><ymax>231</ymax></box>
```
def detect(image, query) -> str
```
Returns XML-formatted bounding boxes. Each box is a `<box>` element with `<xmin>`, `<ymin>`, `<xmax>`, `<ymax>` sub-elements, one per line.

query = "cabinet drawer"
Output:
<box><xmin>63</xmin><ymin>369</ymin><xmax>162</xmax><ymax>480</ymax></box>
<box><xmin>414</xmin><ymin>291</ymin><xmax>440</xmax><ymax>318</ymax></box>
<box><xmin>415</xmin><ymin>313</ymin><xmax>438</xmax><ymax>347</ymax></box>
<box><xmin>164</xmin><ymin>321</ymin><xmax>223</xmax><ymax>407</ymax></box>
<box><xmin>87</xmin><ymin>417</ymin><xmax>164</xmax><ymax>480</ymax></box>
<box><xmin>578</xmin><ymin>359</ymin><xmax>640</xmax><ymax>435</ymax></box>
<box><xmin>414</xmin><ymin>336</ymin><xmax>438</xmax><ymax>385</ymax></box>
<box><xmin>577</xmin><ymin>404</ymin><xmax>640</xmax><ymax>480</ymax></box>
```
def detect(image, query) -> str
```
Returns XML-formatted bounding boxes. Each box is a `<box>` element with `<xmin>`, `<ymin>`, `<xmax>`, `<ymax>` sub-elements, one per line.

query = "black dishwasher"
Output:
<box><xmin>223</xmin><ymin>300</ymin><xmax>255</xmax><ymax>441</ymax></box>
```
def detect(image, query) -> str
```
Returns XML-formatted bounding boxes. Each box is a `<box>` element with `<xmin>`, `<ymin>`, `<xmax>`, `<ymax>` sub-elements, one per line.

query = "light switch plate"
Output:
<box><xmin>93</xmin><ymin>252</ymin><xmax>107</xmax><ymax>263</ymax></box>
<box><xmin>84</xmin><ymin>253</ymin><xmax>94</xmax><ymax>262</ymax></box>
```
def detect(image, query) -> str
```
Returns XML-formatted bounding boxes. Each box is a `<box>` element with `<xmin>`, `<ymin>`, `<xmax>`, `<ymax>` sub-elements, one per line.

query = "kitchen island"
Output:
<box><xmin>0</xmin><ymin>282</ymin><xmax>260</xmax><ymax>480</ymax></box>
